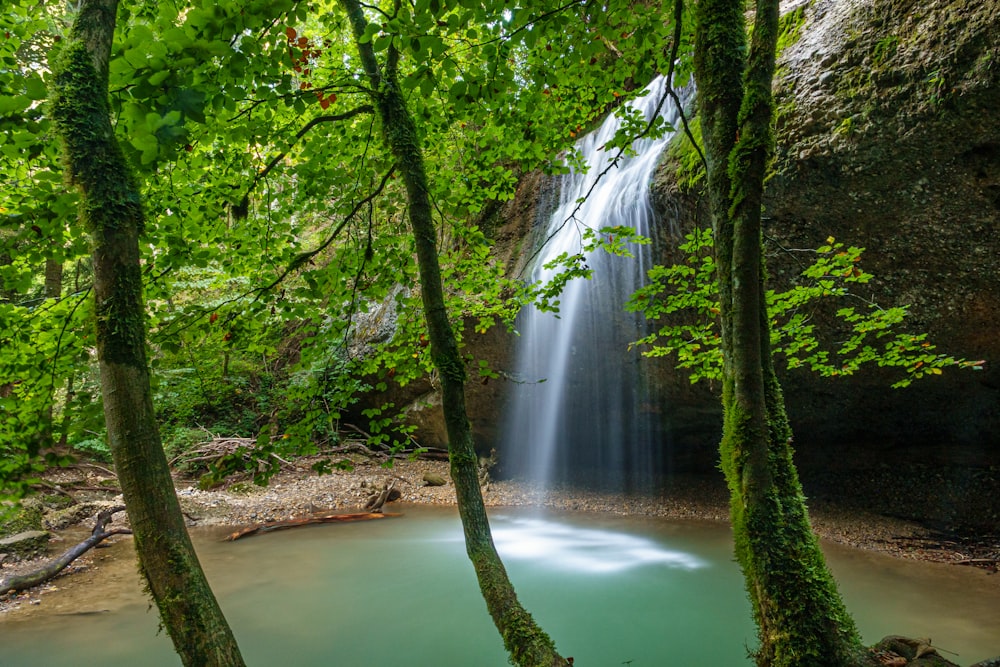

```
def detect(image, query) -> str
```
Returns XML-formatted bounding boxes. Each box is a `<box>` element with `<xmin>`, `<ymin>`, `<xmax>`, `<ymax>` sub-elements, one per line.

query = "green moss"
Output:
<box><xmin>51</xmin><ymin>41</ymin><xmax>143</xmax><ymax>236</ymax></box>
<box><xmin>470</xmin><ymin>550</ymin><xmax>563</xmax><ymax>667</ymax></box>
<box><xmin>226</xmin><ymin>481</ymin><xmax>254</xmax><ymax>495</ymax></box>
<box><xmin>833</xmin><ymin>115</ymin><xmax>856</xmax><ymax>136</ymax></box>
<box><xmin>719</xmin><ymin>375</ymin><xmax>868</xmax><ymax>666</ymax></box>
<box><xmin>776</xmin><ymin>5</ymin><xmax>807</xmax><ymax>55</ymax></box>
<box><xmin>871</xmin><ymin>34</ymin><xmax>899</xmax><ymax>67</ymax></box>
<box><xmin>52</xmin><ymin>36</ymin><xmax>149</xmax><ymax>371</ymax></box>
<box><xmin>0</xmin><ymin>499</ymin><xmax>44</xmax><ymax>536</ymax></box>
<box><xmin>435</xmin><ymin>350</ymin><xmax>467</xmax><ymax>384</ymax></box>
<box><xmin>667</xmin><ymin>115</ymin><xmax>705</xmax><ymax>191</ymax></box>
<box><xmin>95</xmin><ymin>259</ymin><xmax>148</xmax><ymax>367</ymax></box>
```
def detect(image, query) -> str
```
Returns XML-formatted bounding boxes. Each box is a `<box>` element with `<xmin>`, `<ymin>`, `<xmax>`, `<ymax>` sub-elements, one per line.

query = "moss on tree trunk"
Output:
<box><xmin>49</xmin><ymin>2</ymin><xmax>245</xmax><ymax>665</ymax></box>
<box><xmin>692</xmin><ymin>0</ymin><xmax>876</xmax><ymax>664</ymax></box>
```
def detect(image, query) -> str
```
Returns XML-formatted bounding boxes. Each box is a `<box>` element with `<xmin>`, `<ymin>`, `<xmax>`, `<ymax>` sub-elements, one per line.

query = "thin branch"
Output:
<box><xmin>253</xmin><ymin>165</ymin><xmax>397</xmax><ymax>296</ymax></box>
<box><xmin>0</xmin><ymin>506</ymin><xmax>130</xmax><ymax>596</ymax></box>
<box><xmin>237</xmin><ymin>105</ymin><xmax>374</xmax><ymax>210</ymax></box>
<box><xmin>666</xmin><ymin>0</ymin><xmax>708</xmax><ymax>177</ymax></box>
<box><xmin>153</xmin><ymin>164</ymin><xmax>394</xmax><ymax>343</ymax></box>
<box><xmin>451</xmin><ymin>0</ymin><xmax>587</xmax><ymax>54</ymax></box>
<box><xmin>44</xmin><ymin>286</ymin><xmax>92</xmax><ymax>410</ymax></box>
<box><xmin>358</xmin><ymin>1</ymin><xmax>392</xmax><ymax>19</ymax></box>
<box><xmin>518</xmin><ymin>8</ymin><xmax>701</xmax><ymax>279</ymax></box>
<box><xmin>335</xmin><ymin>114</ymin><xmax>380</xmax><ymax>358</ymax></box>
<box><xmin>72</xmin><ymin>462</ymin><xmax>118</xmax><ymax>477</ymax></box>
<box><xmin>518</xmin><ymin>85</ymin><xmax>678</xmax><ymax>278</ymax></box>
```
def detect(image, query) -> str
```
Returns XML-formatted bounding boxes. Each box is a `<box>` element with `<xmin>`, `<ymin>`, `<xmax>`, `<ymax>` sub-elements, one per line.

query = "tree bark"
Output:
<box><xmin>340</xmin><ymin>3</ymin><xmax>568</xmax><ymax>665</ymax></box>
<box><xmin>48</xmin><ymin>2</ymin><xmax>246</xmax><ymax>665</ymax></box>
<box><xmin>692</xmin><ymin>0</ymin><xmax>874</xmax><ymax>665</ymax></box>
<box><xmin>44</xmin><ymin>258</ymin><xmax>63</xmax><ymax>299</ymax></box>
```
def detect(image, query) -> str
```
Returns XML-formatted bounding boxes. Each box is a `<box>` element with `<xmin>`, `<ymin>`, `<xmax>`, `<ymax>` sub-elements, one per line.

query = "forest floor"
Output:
<box><xmin>2</xmin><ymin>455</ymin><xmax>998</xmax><ymax>616</ymax></box>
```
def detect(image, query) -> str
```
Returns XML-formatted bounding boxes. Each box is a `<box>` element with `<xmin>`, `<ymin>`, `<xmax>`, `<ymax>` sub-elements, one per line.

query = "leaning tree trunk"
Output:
<box><xmin>49</xmin><ymin>2</ymin><xmax>246</xmax><ymax>666</ymax></box>
<box><xmin>692</xmin><ymin>0</ymin><xmax>873</xmax><ymax>665</ymax></box>
<box><xmin>340</xmin><ymin>3</ymin><xmax>568</xmax><ymax>666</ymax></box>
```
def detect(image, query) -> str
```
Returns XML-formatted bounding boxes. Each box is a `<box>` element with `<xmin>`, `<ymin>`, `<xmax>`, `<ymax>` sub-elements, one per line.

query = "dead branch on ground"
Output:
<box><xmin>364</xmin><ymin>481</ymin><xmax>401</xmax><ymax>512</ymax></box>
<box><xmin>225</xmin><ymin>512</ymin><xmax>399</xmax><ymax>541</ymax></box>
<box><xmin>0</xmin><ymin>506</ymin><xmax>131</xmax><ymax>596</ymax></box>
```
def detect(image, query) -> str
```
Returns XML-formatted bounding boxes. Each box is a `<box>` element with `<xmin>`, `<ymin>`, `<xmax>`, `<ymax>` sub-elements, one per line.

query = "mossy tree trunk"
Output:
<box><xmin>692</xmin><ymin>0</ymin><xmax>875</xmax><ymax>665</ymax></box>
<box><xmin>340</xmin><ymin>2</ymin><xmax>568</xmax><ymax>665</ymax></box>
<box><xmin>49</xmin><ymin>2</ymin><xmax>246</xmax><ymax>665</ymax></box>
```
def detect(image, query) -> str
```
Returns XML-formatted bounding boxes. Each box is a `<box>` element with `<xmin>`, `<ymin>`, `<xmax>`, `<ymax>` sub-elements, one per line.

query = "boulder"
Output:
<box><xmin>970</xmin><ymin>658</ymin><xmax>1000</xmax><ymax>667</ymax></box>
<box><xmin>422</xmin><ymin>472</ymin><xmax>447</xmax><ymax>487</ymax></box>
<box><xmin>0</xmin><ymin>530</ymin><xmax>50</xmax><ymax>561</ymax></box>
<box><xmin>1</xmin><ymin>498</ymin><xmax>44</xmax><ymax>537</ymax></box>
<box><xmin>871</xmin><ymin>636</ymin><xmax>960</xmax><ymax>667</ymax></box>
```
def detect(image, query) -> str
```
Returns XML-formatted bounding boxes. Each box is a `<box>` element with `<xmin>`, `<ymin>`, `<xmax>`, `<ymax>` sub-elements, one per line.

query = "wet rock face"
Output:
<box><xmin>649</xmin><ymin>0</ymin><xmax>1000</xmax><ymax>472</ymax></box>
<box><xmin>765</xmin><ymin>0</ymin><xmax>1000</xmax><ymax>463</ymax></box>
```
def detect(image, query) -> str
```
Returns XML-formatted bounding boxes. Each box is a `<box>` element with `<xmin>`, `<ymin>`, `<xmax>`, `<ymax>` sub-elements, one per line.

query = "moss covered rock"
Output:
<box><xmin>1</xmin><ymin>498</ymin><xmax>44</xmax><ymax>538</ymax></box>
<box><xmin>0</xmin><ymin>530</ymin><xmax>50</xmax><ymax>561</ymax></box>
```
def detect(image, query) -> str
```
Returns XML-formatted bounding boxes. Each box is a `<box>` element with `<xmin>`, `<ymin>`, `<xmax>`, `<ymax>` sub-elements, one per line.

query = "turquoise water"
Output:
<box><xmin>1</xmin><ymin>506</ymin><xmax>997</xmax><ymax>666</ymax></box>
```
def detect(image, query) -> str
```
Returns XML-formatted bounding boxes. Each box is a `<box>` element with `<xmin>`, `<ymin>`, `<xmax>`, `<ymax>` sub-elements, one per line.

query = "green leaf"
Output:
<box><xmin>24</xmin><ymin>76</ymin><xmax>47</xmax><ymax>100</ymax></box>
<box><xmin>147</xmin><ymin>69</ymin><xmax>171</xmax><ymax>86</ymax></box>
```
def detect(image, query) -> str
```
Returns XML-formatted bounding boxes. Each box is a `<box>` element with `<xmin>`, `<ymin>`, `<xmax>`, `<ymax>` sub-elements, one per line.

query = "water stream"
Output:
<box><xmin>2</xmin><ymin>507</ymin><xmax>998</xmax><ymax>666</ymax></box>
<box><xmin>500</xmin><ymin>76</ymin><xmax>679</xmax><ymax>490</ymax></box>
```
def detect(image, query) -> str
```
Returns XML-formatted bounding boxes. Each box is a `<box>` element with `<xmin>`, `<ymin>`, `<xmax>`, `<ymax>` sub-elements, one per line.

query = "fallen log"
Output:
<box><xmin>0</xmin><ymin>505</ymin><xmax>130</xmax><ymax>596</ymax></box>
<box><xmin>225</xmin><ymin>512</ymin><xmax>400</xmax><ymax>541</ymax></box>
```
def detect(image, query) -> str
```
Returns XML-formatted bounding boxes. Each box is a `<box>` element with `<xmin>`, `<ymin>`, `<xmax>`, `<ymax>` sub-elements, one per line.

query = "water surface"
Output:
<box><xmin>1</xmin><ymin>506</ymin><xmax>997</xmax><ymax>666</ymax></box>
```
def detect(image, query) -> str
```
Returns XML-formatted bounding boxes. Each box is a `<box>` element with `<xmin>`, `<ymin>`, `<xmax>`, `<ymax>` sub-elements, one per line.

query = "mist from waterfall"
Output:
<box><xmin>500</xmin><ymin>76</ymin><xmax>681</xmax><ymax>491</ymax></box>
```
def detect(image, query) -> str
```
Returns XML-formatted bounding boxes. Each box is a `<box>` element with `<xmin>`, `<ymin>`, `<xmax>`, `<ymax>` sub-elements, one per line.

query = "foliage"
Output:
<box><xmin>71</xmin><ymin>436</ymin><xmax>112</xmax><ymax>463</ymax></box>
<box><xmin>0</xmin><ymin>0</ymin><xmax>974</xmax><ymax>500</ymax></box>
<box><xmin>2</xmin><ymin>0</ymin><xmax>686</xmax><ymax>492</ymax></box>
<box><xmin>666</xmin><ymin>114</ymin><xmax>705</xmax><ymax>190</ymax></box>
<box><xmin>628</xmin><ymin>228</ymin><xmax>982</xmax><ymax>387</ymax></box>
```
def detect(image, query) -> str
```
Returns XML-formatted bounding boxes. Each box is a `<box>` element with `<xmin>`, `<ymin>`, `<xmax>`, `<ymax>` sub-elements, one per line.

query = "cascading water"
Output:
<box><xmin>500</xmin><ymin>76</ymin><xmax>681</xmax><ymax>491</ymax></box>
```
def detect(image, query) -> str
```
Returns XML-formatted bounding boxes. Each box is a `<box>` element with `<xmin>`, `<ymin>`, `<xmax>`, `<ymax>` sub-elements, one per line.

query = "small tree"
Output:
<box><xmin>339</xmin><ymin>2</ymin><xmax>569</xmax><ymax>665</ymax></box>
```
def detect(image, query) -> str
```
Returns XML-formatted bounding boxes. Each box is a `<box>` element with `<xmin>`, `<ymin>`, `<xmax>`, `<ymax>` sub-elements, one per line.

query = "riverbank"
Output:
<box><xmin>2</xmin><ymin>456</ymin><xmax>997</xmax><ymax>616</ymax></box>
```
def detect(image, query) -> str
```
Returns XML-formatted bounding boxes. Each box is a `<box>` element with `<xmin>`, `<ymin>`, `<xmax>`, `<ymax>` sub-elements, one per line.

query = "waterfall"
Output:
<box><xmin>500</xmin><ymin>76</ymin><xmax>681</xmax><ymax>491</ymax></box>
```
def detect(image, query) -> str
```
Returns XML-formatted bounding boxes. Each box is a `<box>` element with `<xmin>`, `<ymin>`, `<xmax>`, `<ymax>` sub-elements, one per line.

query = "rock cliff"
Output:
<box><xmin>646</xmin><ymin>0</ymin><xmax>1000</xmax><ymax>469</ymax></box>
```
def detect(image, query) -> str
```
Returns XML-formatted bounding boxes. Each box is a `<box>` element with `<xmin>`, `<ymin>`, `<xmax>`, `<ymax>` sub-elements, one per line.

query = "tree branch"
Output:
<box><xmin>235</xmin><ymin>105</ymin><xmax>374</xmax><ymax>216</ymax></box>
<box><xmin>518</xmin><ymin>72</ymin><xmax>678</xmax><ymax>278</ymax></box>
<box><xmin>665</xmin><ymin>0</ymin><xmax>708</xmax><ymax>177</ymax></box>
<box><xmin>254</xmin><ymin>165</ymin><xmax>397</xmax><ymax>296</ymax></box>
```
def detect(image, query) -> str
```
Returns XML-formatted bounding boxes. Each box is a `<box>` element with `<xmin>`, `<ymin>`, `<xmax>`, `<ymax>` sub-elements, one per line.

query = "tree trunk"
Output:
<box><xmin>340</xmin><ymin>3</ymin><xmax>568</xmax><ymax>665</ymax></box>
<box><xmin>44</xmin><ymin>258</ymin><xmax>63</xmax><ymax>299</ymax></box>
<box><xmin>692</xmin><ymin>0</ymin><xmax>873</xmax><ymax>665</ymax></box>
<box><xmin>48</xmin><ymin>2</ymin><xmax>246</xmax><ymax>666</ymax></box>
